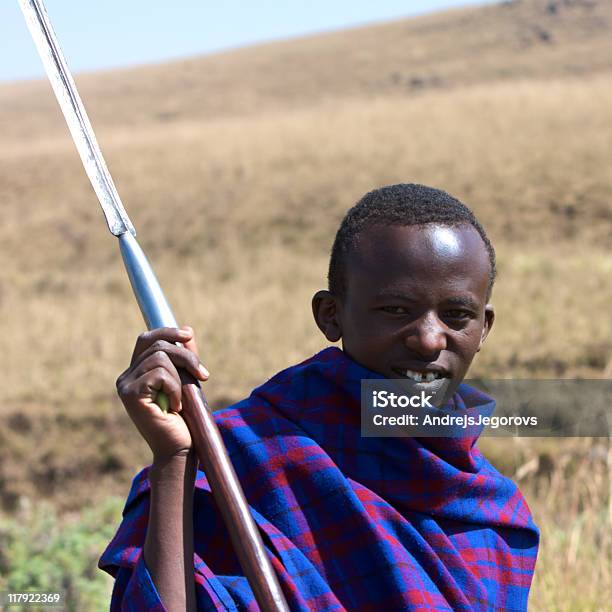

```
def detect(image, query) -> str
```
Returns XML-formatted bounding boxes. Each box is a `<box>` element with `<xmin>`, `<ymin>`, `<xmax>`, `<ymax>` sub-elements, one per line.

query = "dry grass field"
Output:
<box><xmin>0</xmin><ymin>0</ymin><xmax>610</xmax><ymax>608</ymax></box>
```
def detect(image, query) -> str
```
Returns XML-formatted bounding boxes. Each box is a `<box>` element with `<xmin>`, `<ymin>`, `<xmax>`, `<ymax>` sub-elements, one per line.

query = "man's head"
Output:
<box><xmin>312</xmin><ymin>183</ymin><xmax>496</xmax><ymax>403</ymax></box>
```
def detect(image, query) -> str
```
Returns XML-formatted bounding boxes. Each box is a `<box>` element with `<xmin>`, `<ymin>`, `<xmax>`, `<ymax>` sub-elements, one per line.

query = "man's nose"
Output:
<box><xmin>404</xmin><ymin>313</ymin><xmax>447</xmax><ymax>357</ymax></box>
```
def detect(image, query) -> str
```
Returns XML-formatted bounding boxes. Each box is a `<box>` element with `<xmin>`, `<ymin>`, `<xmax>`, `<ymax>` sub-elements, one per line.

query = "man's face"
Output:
<box><xmin>314</xmin><ymin>223</ymin><xmax>494</xmax><ymax>403</ymax></box>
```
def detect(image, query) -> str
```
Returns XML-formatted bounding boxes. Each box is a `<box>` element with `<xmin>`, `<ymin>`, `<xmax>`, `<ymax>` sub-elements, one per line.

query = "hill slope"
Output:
<box><xmin>1</xmin><ymin>0</ymin><xmax>611</xmax><ymax>136</ymax></box>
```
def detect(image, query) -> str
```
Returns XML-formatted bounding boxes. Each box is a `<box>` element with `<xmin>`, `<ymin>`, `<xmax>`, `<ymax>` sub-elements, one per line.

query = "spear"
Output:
<box><xmin>18</xmin><ymin>1</ymin><xmax>289</xmax><ymax>609</ymax></box>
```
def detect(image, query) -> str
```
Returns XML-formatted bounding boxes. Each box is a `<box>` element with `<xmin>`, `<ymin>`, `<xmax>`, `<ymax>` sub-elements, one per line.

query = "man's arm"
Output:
<box><xmin>145</xmin><ymin>450</ymin><xmax>197</xmax><ymax>612</ymax></box>
<box><xmin>115</xmin><ymin>326</ymin><xmax>209</xmax><ymax>611</ymax></box>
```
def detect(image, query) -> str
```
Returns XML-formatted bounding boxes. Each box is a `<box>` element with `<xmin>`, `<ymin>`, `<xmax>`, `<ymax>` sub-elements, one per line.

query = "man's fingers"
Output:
<box><xmin>146</xmin><ymin>367</ymin><xmax>183</xmax><ymax>413</ymax></box>
<box><xmin>129</xmin><ymin>350</ymin><xmax>179</xmax><ymax>383</ymax></box>
<box><xmin>130</xmin><ymin>327</ymin><xmax>193</xmax><ymax>365</ymax></box>
<box><xmin>130</xmin><ymin>339</ymin><xmax>208</xmax><ymax>381</ymax></box>
<box><xmin>123</xmin><ymin>366</ymin><xmax>183</xmax><ymax>414</ymax></box>
<box><xmin>180</xmin><ymin>326</ymin><xmax>200</xmax><ymax>359</ymax></box>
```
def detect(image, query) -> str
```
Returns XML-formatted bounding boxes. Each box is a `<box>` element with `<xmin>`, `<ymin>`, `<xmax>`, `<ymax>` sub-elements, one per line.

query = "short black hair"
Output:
<box><xmin>328</xmin><ymin>183</ymin><xmax>496</xmax><ymax>299</ymax></box>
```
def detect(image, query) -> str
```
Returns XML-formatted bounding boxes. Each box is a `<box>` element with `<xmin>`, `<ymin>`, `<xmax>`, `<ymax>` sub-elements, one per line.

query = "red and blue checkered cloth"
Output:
<box><xmin>100</xmin><ymin>347</ymin><xmax>539</xmax><ymax>610</ymax></box>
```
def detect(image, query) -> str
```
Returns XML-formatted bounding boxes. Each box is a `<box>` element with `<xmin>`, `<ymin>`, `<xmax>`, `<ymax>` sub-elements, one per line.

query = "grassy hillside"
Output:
<box><xmin>2</xmin><ymin>0</ymin><xmax>612</xmax><ymax>135</ymax></box>
<box><xmin>0</xmin><ymin>0</ymin><xmax>610</xmax><ymax>609</ymax></box>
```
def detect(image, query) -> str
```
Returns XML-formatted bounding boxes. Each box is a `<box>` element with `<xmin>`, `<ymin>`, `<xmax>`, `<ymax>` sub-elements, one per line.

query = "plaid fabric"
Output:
<box><xmin>100</xmin><ymin>347</ymin><xmax>539</xmax><ymax>611</ymax></box>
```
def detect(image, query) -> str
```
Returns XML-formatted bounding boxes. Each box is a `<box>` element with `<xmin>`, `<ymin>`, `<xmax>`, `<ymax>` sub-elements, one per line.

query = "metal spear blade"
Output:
<box><xmin>18</xmin><ymin>0</ymin><xmax>135</xmax><ymax>237</ymax></box>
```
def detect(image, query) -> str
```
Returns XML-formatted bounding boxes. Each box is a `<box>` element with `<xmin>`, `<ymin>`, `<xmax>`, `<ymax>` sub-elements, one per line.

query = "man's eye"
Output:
<box><xmin>445</xmin><ymin>310</ymin><xmax>472</xmax><ymax>319</ymax></box>
<box><xmin>382</xmin><ymin>306</ymin><xmax>409</xmax><ymax>314</ymax></box>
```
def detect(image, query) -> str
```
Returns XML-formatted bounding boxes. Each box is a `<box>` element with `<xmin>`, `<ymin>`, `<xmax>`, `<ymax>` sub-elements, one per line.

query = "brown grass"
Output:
<box><xmin>0</xmin><ymin>0</ymin><xmax>610</xmax><ymax>608</ymax></box>
<box><xmin>480</xmin><ymin>437</ymin><xmax>611</xmax><ymax>610</ymax></box>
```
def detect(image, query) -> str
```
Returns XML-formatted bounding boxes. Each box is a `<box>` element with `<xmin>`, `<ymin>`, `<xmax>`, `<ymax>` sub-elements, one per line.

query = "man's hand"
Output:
<box><xmin>116</xmin><ymin>326</ymin><xmax>209</xmax><ymax>462</ymax></box>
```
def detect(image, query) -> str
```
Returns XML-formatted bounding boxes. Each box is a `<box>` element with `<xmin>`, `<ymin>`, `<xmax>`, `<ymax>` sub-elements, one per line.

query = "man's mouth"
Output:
<box><xmin>404</xmin><ymin>369</ymin><xmax>444</xmax><ymax>383</ymax></box>
<box><xmin>391</xmin><ymin>368</ymin><xmax>450</xmax><ymax>382</ymax></box>
<box><xmin>390</xmin><ymin>367</ymin><xmax>453</xmax><ymax>407</ymax></box>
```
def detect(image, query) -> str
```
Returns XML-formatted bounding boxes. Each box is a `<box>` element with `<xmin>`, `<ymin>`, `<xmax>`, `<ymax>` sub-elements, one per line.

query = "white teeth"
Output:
<box><xmin>405</xmin><ymin>369</ymin><xmax>423</xmax><ymax>382</ymax></box>
<box><xmin>404</xmin><ymin>369</ymin><xmax>441</xmax><ymax>382</ymax></box>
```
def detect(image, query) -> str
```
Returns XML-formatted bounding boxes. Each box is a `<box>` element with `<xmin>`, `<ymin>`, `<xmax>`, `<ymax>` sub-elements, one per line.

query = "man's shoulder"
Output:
<box><xmin>212</xmin><ymin>346</ymin><xmax>352</xmax><ymax>421</ymax></box>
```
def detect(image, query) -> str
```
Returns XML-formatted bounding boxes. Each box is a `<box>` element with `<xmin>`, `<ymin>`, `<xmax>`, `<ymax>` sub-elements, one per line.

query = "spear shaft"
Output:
<box><xmin>18</xmin><ymin>1</ymin><xmax>288</xmax><ymax>609</ymax></box>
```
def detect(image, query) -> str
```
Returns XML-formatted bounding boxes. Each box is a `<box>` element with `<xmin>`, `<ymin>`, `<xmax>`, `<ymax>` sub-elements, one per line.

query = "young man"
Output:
<box><xmin>100</xmin><ymin>184</ymin><xmax>539</xmax><ymax>611</ymax></box>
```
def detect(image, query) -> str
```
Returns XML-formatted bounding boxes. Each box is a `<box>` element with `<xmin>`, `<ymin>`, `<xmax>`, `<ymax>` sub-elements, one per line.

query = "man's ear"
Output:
<box><xmin>477</xmin><ymin>304</ymin><xmax>495</xmax><ymax>352</ymax></box>
<box><xmin>312</xmin><ymin>290</ymin><xmax>342</xmax><ymax>342</ymax></box>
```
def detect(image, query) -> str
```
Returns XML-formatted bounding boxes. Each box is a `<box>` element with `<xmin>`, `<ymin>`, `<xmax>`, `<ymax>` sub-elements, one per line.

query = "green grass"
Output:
<box><xmin>0</xmin><ymin>498</ymin><xmax>123</xmax><ymax>611</ymax></box>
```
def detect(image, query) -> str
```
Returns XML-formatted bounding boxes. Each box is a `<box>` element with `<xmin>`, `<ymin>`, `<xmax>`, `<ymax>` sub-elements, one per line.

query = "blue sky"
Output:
<box><xmin>3</xmin><ymin>1</ymin><xmax>494</xmax><ymax>83</ymax></box>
